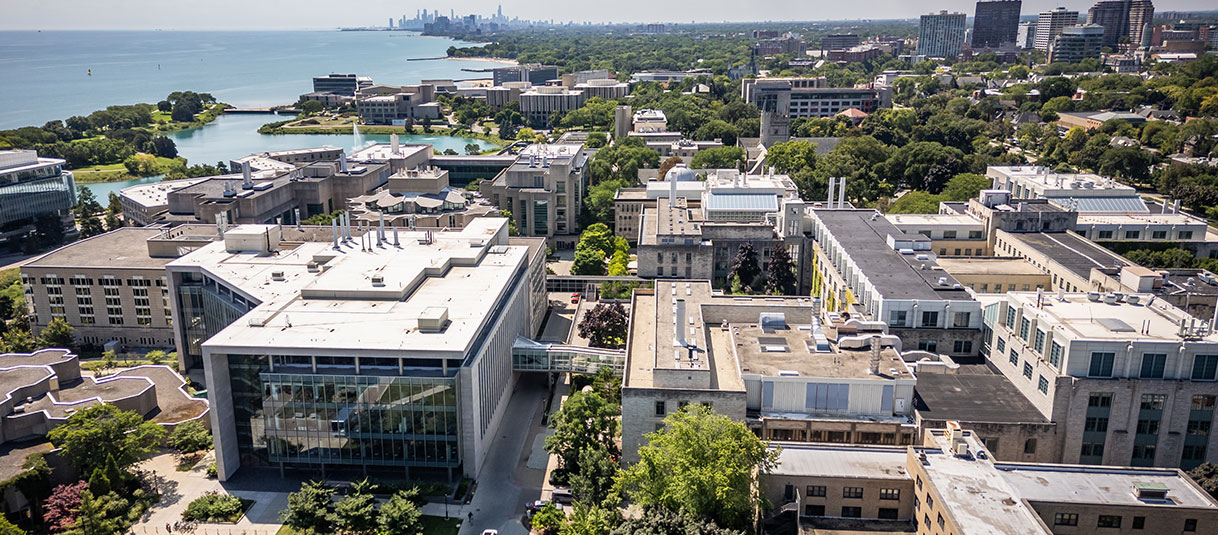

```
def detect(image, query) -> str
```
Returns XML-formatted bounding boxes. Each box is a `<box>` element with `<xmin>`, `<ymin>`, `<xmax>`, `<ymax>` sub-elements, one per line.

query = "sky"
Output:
<box><xmin>1</xmin><ymin>0</ymin><xmax>1213</xmax><ymax>30</ymax></box>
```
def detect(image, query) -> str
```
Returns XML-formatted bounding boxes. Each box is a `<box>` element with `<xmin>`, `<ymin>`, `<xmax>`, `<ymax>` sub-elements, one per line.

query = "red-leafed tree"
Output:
<box><xmin>43</xmin><ymin>480</ymin><xmax>87</xmax><ymax>532</ymax></box>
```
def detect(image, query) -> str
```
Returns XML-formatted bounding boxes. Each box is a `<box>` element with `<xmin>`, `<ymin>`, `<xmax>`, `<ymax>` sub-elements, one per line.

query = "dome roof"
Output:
<box><xmin>666</xmin><ymin>166</ymin><xmax>697</xmax><ymax>182</ymax></box>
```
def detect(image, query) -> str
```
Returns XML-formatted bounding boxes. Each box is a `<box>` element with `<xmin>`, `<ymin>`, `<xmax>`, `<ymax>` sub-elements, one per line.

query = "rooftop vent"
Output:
<box><xmin>371</xmin><ymin>275</ymin><xmax>386</xmax><ymax>287</ymax></box>
<box><xmin>306</xmin><ymin>262</ymin><xmax>321</xmax><ymax>273</ymax></box>
<box><xmin>1087</xmin><ymin>291</ymin><xmax>1102</xmax><ymax>302</ymax></box>
<box><xmin>1132</xmin><ymin>481</ymin><xmax>1170</xmax><ymax>501</ymax></box>
<box><xmin>271</xmin><ymin>271</ymin><xmax>286</xmax><ymax>281</ymax></box>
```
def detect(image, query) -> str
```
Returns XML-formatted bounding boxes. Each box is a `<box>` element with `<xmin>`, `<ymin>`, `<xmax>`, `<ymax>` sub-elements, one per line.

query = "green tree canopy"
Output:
<box><xmin>168</xmin><ymin>420</ymin><xmax>212</xmax><ymax>454</ymax></box>
<box><xmin>377</xmin><ymin>490</ymin><xmax>423</xmax><ymax>535</ymax></box>
<box><xmin>690</xmin><ymin>146</ymin><xmax>745</xmax><ymax>170</ymax></box>
<box><xmin>280</xmin><ymin>480</ymin><xmax>335</xmax><ymax>534</ymax></box>
<box><xmin>46</xmin><ymin>404</ymin><xmax>166</xmax><ymax>475</ymax></box>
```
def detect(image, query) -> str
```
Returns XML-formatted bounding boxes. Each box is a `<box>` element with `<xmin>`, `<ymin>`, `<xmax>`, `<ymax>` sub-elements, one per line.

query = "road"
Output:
<box><xmin>461</xmin><ymin>372</ymin><xmax>552</xmax><ymax>535</ymax></box>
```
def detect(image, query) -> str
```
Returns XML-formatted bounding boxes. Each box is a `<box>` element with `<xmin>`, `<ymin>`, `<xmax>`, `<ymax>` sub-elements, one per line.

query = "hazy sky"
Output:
<box><xmin>1</xmin><ymin>0</ymin><xmax>1213</xmax><ymax>30</ymax></box>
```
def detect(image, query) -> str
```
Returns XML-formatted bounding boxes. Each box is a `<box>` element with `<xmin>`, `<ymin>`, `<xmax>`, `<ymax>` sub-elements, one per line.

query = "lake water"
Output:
<box><xmin>0</xmin><ymin>30</ymin><xmax>507</xmax><ymax>129</ymax></box>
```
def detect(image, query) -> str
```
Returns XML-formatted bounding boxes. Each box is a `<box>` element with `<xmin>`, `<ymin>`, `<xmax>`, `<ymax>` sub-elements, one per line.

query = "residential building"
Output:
<box><xmin>821</xmin><ymin>34</ymin><xmax>861</xmax><ymax>51</ymax></box>
<box><xmin>1035</xmin><ymin>7</ymin><xmax>1081</xmax><ymax>51</ymax></box>
<box><xmin>169</xmin><ymin>218</ymin><xmax>547</xmax><ymax>481</ymax></box>
<box><xmin>1018</xmin><ymin>20</ymin><xmax>1037</xmax><ymax>48</ymax></box>
<box><xmin>573</xmin><ymin>79</ymin><xmax>628</xmax><ymax>100</ymax></box>
<box><xmin>1087</xmin><ymin>0</ymin><xmax>1155</xmax><ymax>49</ymax></box>
<box><xmin>519</xmin><ymin>87</ymin><xmax>585</xmax><ymax>128</ymax></box>
<box><xmin>21</xmin><ymin>227</ymin><xmax>217</xmax><ymax>351</ymax></box>
<box><xmin>917</xmin><ymin>11</ymin><xmax>967</xmax><ymax>58</ymax></box>
<box><xmin>311</xmin><ymin>74</ymin><xmax>373</xmax><ymax>96</ymax></box>
<box><xmin>742</xmin><ymin>78</ymin><xmax>892</xmax><ymax>119</ymax></box>
<box><xmin>806</xmin><ymin>206</ymin><xmax>984</xmax><ymax>358</ymax></box>
<box><xmin>985</xmin><ymin>290</ymin><xmax>1218</xmax><ymax>469</ymax></box>
<box><xmin>492</xmin><ymin>64</ymin><xmax>559</xmax><ymax>86</ymax></box>
<box><xmin>621</xmin><ymin>281</ymin><xmax>921</xmax><ymax>463</ymax></box>
<box><xmin>0</xmin><ymin>150</ymin><xmax>76</xmax><ymax>247</ymax></box>
<box><xmin>485</xmin><ymin>144</ymin><xmax>591</xmax><ymax>243</ymax></box>
<box><xmin>1049</xmin><ymin>25</ymin><xmax>1106</xmax><ymax>64</ymax></box>
<box><xmin>755</xmin><ymin>34</ymin><xmax>806</xmax><ymax>56</ymax></box>
<box><xmin>972</xmin><ymin>1</ymin><xmax>1023</xmax><ymax>50</ymax></box>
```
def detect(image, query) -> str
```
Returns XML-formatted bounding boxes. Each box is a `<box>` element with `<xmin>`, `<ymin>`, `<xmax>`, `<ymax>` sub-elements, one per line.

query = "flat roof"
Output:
<box><xmin>885</xmin><ymin>214</ymin><xmax>983</xmax><ymax>228</ymax></box>
<box><xmin>734</xmin><ymin>324</ymin><xmax>912</xmax><ymax>380</ymax></box>
<box><xmin>179</xmin><ymin>219</ymin><xmax>528</xmax><ymax>356</ymax></box>
<box><xmin>914</xmin><ymin>372</ymin><xmax>1049</xmax><ymax>423</ymax></box>
<box><xmin>1005</xmin><ymin>291</ymin><xmax>1218</xmax><ymax>343</ymax></box>
<box><xmin>349</xmin><ymin>143</ymin><xmax>431</xmax><ymax>162</ymax></box>
<box><xmin>920</xmin><ymin>432</ymin><xmax>1047</xmax><ymax>535</ymax></box>
<box><xmin>770</xmin><ymin>442</ymin><xmax>910</xmax><ymax>480</ymax></box>
<box><xmin>814</xmin><ymin>210</ymin><xmax>972</xmax><ymax>301</ymax></box>
<box><xmin>936</xmin><ymin>257</ymin><xmax>1048</xmax><ymax>277</ymax></box>
<box><xmin>1076</xmin><ymin>213</ymin><xmax>1204</xmax><ymax>226</ymax></box>
<box><xmin>119</xmin><ymin>178</ymin><xmax>209</xmax><ymax>208</ymax></box>
<box><xmin>625</xmin><ymin>282</ymin><xmax>744</xmax><ymax>392</ymax></box>
<box><xmin>999</xmin><ymin>464</ymin><xmax>1218</xmax><ymax>509</ymax></box>
<box><xmin>23</xmin><ymin>228</ymin><xmax>170</xmax><ymax>270</ymax></box>
<box><xmin>1005</xmin><ymin>231</ymin><xmax>1129</xmax><ymax>280</ymax></box>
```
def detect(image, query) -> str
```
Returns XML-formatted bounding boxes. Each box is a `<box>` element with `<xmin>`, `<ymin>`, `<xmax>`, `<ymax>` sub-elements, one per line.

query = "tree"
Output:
<box><xmin>1189</xmin><ymin>463</ymin><xmax>1218</xmax><ymax>501</ymax></box>
<box><xmin>300</xmin><ymin>100</ymin><xmax>324</xmax><ymax>115</ymax></box>
<box><xmin>531</xmin><ymin>503</ymin><xmax>565</xmax><ymax>535</ymax></box>
<box><xmin>728</xmin><ymin>242</ymin><xmax>761</xmax><ymax>293</ymax></box>
<box><xmin>560</xmin><ymin>503</ymin><xmax>617</xmax><ymax>535</ymax></box>
<box><xmin>334</xmin><ymin>479</ymin><xmax>377</xmax><ymax>535</ymax></box>
<box><xmin>568</xmin><ymin>445</ymin><xmax>618</xmax><ymax>506</ymax></box>
<box><xmin>764</xmin><ymin>140</ymin><xmax>818</xmax><ymax>174</ymax></box>
<box><xmin>39</xmin><ymin>318</ymin><xmax>75</xmax><ymax>349</ymax></box>
<box><xmin>44</xmin><ymin>481</ymin><xmax>87</xmax><ymax>532</ymax></box>
<box><xmin>879</xmin><ymin>142</ymin><xmax>965</xmax><ymax>193</ymax></box>
<box><xmin>764</xmin><ymin>246</ymin><xmax>796</xmax><ymax>295</ymax></box>
<box><xmin>887</xmin><ymin>191</ymin><xmax>942</xmax><ymax>214</ymax></box>
<box><xmin>583</xmin><ymin>179</ymin><xmax>626</xmax><ymax>228</ymax></box>
<box><xmin>572</xmin><ymin>248</ymin><xmax>607</xmax><ymax>276</ymax></box>
<box><xmin>46</xmin><ymin>404</ymin><xmax>167</xmax><ymax>475</ymax></box>
<box><xmin>1</xmin><ymin>329</ymin><xmax>36</xmax><ymax>354</ymax></box>
<box><xmin>280</xmin><ymin>480</ymin><xmax>335</xmax><ymax>535</ymax></box>
<box><xmin>545</xmin><ymin>391</ymin><xmax>620</xmax><ymax>479</ymax></box>
<box><xmin>62</xmin><ymin>490</ymin><xmax>119</xmax><ymax>535</ymax></box>
<box><xmin>464</xmin><ymin>143</ymin><xmax>482</xmax><ymax>155</ymax></box>
<box><xmin>0</xmin><ymin>515</ymin><xmax>24</xmax><ymax>535</ymax></box>
<box><xmin>616</xmin><ymin>405</ymin><xmax>779</xmax><ymax>531</ymax></box>
<box><xmin>585</xmin><ymin>132</ymin><xmax>607</xmax><ymax>148</ymax></box>
<box><xmin>657</xmin><ymin>156</ymin><xmax>684</xmax><ymax>180</ymax></box>
<box><xmin>168</xmin><ymin>420</ymin><xmax>212</xmax><ymax>454</ymax></box>
<box><xmin>75</xmin><ymin>188</ymin><xmax>102</xmax><ymax>216</ymax></box>
<box><xmin>106</xmin><ymin>193</ymin><xmax>122</xmax><ymax>215</ymax></box>
<box><xmin>377</xmin><ymin>490</ymin><xmax>423</xmax><ymax>535</ymax></box>
<box><xmin>689</xmin><ymin>146</ymin><xmax>745</xmax><ymax>170</ymax></box>
<box><xmin>940</xmin><ymin>173</ymin><xmax>990</xmax><ymax>202</ymax></box>
<box><xmin>578</xmin><ymin>303</ymin><xmax>629</xmax><ymax>349</ymax></box>
<box><xmin>610</xmin><ymin>507</ymin><xmax>742</xmax><ymax>535</ymax></box>
<box><xmin>145</xmin><ymin>350</ymin><xmax>166</xmax><ymax>365</ymax></box>
<box><xmin>103</xmin><ymin>214</ymin><xmax>122</xmax><ymax>231</ymax></box>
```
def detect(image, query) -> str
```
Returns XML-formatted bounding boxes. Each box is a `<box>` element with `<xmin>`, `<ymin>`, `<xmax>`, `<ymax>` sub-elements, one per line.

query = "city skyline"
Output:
<box><xmin>1</xmin><ymin>0</ymin><xmax>1214</xmax><ymax>30</ymax></box>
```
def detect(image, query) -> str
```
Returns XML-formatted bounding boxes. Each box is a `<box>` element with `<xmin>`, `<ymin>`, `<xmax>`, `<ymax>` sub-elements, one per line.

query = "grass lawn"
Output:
<box><xmin>276</xmin><ymin>516</ymin><xmax>460</xmax><ymax>535</ymax></box>
<box><xmin>73</xmin><ymin>156</ymin><xmax>182</xmax><ymax>183</ymax></box>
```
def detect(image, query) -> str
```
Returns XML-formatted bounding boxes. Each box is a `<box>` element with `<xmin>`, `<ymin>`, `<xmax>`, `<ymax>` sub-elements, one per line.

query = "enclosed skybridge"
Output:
<box><xmin>512</xmin><ymin>337</ymin><xmax>626</xmax><ymax>375</ymax></box>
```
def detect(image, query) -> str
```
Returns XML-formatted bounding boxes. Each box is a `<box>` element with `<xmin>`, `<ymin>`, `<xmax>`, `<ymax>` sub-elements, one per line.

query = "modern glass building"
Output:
<box><xmin>0</xmin><ymin>150</ymin><xmax>76</xmax><ymax>245</ymax></box>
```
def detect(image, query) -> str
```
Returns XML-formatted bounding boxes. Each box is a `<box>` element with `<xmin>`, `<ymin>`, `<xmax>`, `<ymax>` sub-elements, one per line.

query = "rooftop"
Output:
<box><xmin>914</xmin><ymin>372</ymin><xmax>1049</xmax><ymax>423</ymax></box>
<box><xmin>998</xmin><ymin>464</ymin><xmax>1218</xmax><ymax>508</ymax></box>
<box><xmin>1003</xmin><ymin>291</ymin><xmax>1218</xmax><ymax>342</ymax></box>
<box><xmin>349</xmin><ymin>143</ymin><xmax>431</xmax><ymax>163</ymax></box>
<box><xmin>119</xmin><ymin>178</ymin><xmax>209</xmax><ymax>208</ymax></box>
<box><xmin>935</xmin><ymin>257</ymin><xmax>1048</xmax><ymax>277</ymax></box>
<box><xmin>920</xmin><ymin>431</ymin><xmax>1047</xmax><ymax>535</ymax></box>
<box><xmin>733</xmin><ymin>323</ymin><xmax>912</xmax><ymax>380</ymax></box>
<box><xmin>770</xmin><ymin>442</ymin><xmax>911</xmax><ymax>480</ymax></box>
<box><xmin>1004</xmin><ymin>231</ymin><xmax>1130</xmax><ymax>280</ymax></box>
<box><xmin>24</xmin><ymin>228</ymin><xmax>172</xmax><ymax>270</ymax></box>
<box><xmin>175</xmin><ymin>219</ymin><xmax>530</xmax><ymax>357</ymax></box>
<box><xmin>885</xmin><ymin>213</ymin><xmax>984</xmax><ymax>228</ymax></box>
<box><xmin>813</xmin><ymin>210</ymin><xmax>972</xmax><ymax>301</ymax></box>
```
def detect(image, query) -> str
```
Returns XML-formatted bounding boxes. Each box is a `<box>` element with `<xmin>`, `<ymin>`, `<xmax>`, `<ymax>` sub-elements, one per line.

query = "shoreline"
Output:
<box><xmin>441</xmin><ymin>56</ymin><xmax>518</xmax><ymax>66</ymax></box>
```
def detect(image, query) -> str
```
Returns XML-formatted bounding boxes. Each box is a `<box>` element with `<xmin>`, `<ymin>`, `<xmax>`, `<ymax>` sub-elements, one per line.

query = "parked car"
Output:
<box><xmin>482</xmin><ymin>530</ymin><xmax>498</xmax><ymax>535</ymax></box>
<box><xmin>551</xmin><ymin>488</ymin><xmax>575</xmax><ymax>504</ymax></box>
<box><xmin>570</xmin><ymin>292</ymin><xmax>580</xmax><ymax>303</ymax></box>
<box><xmin>525</xmin><ymin>500</ymin><xmax>562</xmax><ymax>520</ymax></box>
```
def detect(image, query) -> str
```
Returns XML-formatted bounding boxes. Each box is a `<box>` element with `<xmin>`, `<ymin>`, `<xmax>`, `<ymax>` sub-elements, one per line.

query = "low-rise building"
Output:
<box><xmin>347</xmin><ymin>166</ymin><xmax>498</xmax><ymax>229</ymax></box>
<box><xmin>1055</xmin><ymin>111</ymin><xmax>1147</xmax><ymax>131</ymax></box>
<box><xmin>357</xmin><ymin>87</ymin><xmax>442</xmax><ymax>125</ymax></box>
<box><xmin>573</xmin><ymin>79</ymin><xmax>628</xmax><ymax>100</ymax></box>
<box><xmin>743</xmin><ymin>77</ymin><xmax>893</xmax><ymax>119</ymax></box>
<box><xmin>886</xmin><ymin>213</ymin><xmax>988</xmax><ymax>257</ymax></box>
<box><xmin>485</xmin><ymin>144</ymin><xmax>591</xmax><ymax>243</ymax></box>
<box><xmin>231</xmin><ymin>147</ymin><xmax>345</xmax><ymax>170</ymax></box>
<box><xmin>935</xmin><ymin>257</ymin><xmax>1054</xmax><ymax>294</ymax></box>
<box><xmin>519</xmin><ymin>87</ymin><xmax>585</xmax><ymax>128</ymax></box>
<box><xmin>985</xmin><ymin>290</ymin><xmax>1218</xmax><ymax>469</ymax></box>
<box><xmin>631</xmin><ymin>109</ymin><xmax>667</xmax><ymax>133</ymax></box>
<box><xmin>913</xmin><ymin>372</ymin><xmax>1061</xmax><ymax>463</ymax></box>
<box><xmin>1091</xmin><ymin>266</ymin><xmax>1218</xmax><ymax>321</ymax></box>
<box><xmin>486</xmin><ymin>81</ymin><xmax>534</xmax><ymax>111</ymax></box>
<box><xmin>312</xmin><ymin>74</ymin><xmax>373</xmax><ymax>96</ymax></box>
<box><xmin>0</xmin><ymin>150</ymin><xmax>77</xmax><ymax>247</ymax></box>
<box><xmin>119</xmin><ymin>178</ymin><xmax>209</xmax><ymax>226</ymax></box>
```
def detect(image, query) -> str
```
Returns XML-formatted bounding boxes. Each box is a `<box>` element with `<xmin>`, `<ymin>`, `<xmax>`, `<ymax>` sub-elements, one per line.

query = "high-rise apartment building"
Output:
<box><xmin>1049</xmin><ymin>24</ymin><xmax>1106</xmax><ymax>63</ymax></box>
<box><xmin>1087</xmin><ymin>0</ymin><xmax>1155</xmax><ymax>48</ymax></box>
<box><xmin>1035</xmin><ymin>7</ymin><xmax>1081</xmax><ymax>51</ymax></box>
<box><xmin>918</xmin><ymin>11</ymin><xmax>967</xmax><ymax>57</ymax></box>
<box><xmin>972</xmin><ymin>0</ymin><xmax>1023</xmax><ymax>49</ymax></box>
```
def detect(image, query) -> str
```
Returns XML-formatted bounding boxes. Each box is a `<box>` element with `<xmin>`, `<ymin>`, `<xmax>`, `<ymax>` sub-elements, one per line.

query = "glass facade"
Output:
<box><xmin>0</xmin><ymin>160</ymin><xmax>75</xmax><ymax>229</ymax></box>
<box><xmin>175</xmin><ymin>272</ymin><xmax>255</xmax><ymax>369</ymax></box>
<box><xmin>227</xmin><ymin>354</ymin><xmax>460</xmax><ymax>471</ymax></box>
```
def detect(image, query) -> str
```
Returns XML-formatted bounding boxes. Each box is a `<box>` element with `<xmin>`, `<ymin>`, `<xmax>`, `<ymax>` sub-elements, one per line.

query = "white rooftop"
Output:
<box><xmin>999</xmin><ymin>464</ymin><xmax>1218</xmax><ymax>508</ymax></box>
<box><xmin>886</xmin><ymin>213</ymin><xmax>984</xmax><ymax>227</ymax></box>
<box><xmin>770</xmin><ymin>443</ymin><xmax>910</xmax><ymax>479</ymax></box>
<box><xmin>350</xmin><ymin>143</ymin><xmax>430</xmax><ymax>162</ymax></box>
<box><xmin>174</xmin><ymin>218</ymin><xmax>527</xmax><ymax>357</ymax></box>
<box><xmin>921</xmin><ymin>432</ymin><xmax>1046</xmax><ymax>535</ymax></box>
<box><xmin>119</xmin><ymin>178</ymin><xmax>209</xmax><ymax>208</ymax></box>
<box><xmin>1004</xmin><ymin>292</ymin><xmax>1218</xmax><ymax>343</ymax></box>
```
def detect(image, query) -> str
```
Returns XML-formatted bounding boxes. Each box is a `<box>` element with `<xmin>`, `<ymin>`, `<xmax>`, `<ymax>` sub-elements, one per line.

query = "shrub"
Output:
<box><xmin>206</xmin><ymin>462</ymin><xmax>217</xmax><ymax>479</ymax></box>
<box><xmin>182</xmin><ymin>492</ymin><xmax>245</xmax><ymax>523</ymax></box>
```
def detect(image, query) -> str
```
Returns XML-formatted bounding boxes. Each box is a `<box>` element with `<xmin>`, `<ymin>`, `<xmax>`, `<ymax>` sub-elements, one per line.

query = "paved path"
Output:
<box><xmin>459</xmin><ymin>373</ymin><xmax>551</xmax><ymax>535</ymax></box>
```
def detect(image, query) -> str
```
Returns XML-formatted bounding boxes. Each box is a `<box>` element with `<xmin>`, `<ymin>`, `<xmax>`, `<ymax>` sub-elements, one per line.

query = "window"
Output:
<box><xmin>1136</xmin><ymin>419</ymin><xmax>1160</xmax><ymax>435</ymax></box>
<box><xmin>840</xmin><ymin>506</ymin><xmax>861</xmax><ymax>518</ymax></box>
<box><xmin>807</xmin><ymin>485</ymin><xmax>826</xmax><ymax>497</ymax></box>
<box><xmin>1010</xmin><ymin>349</ymin><xmax>1019</xmax><ymax>366</ymax></box>
<box><xmin>655</xmin><ymin>401</ymin><xmax>666</xmax><ymax>416</ymax></box>
<box><xmin>1038</xmin><ymin>376</ymin><xmax>1049</xmax><ymax>394</ymax></box>
<box><xmin>996</xmin><ymin>337</ymin><xmax>1006</xmax><ymax>353</ymax></box>
<box><xmin>953</xmin><ymin>312</ymin><xmax>970</xmax><ymax>328</ymax></box>
<box><xmin>1024</xmin><ymin>438</ymin><xmax>1038</xmax><ymax>454</ymax></box>
<box><xmin>1185</xmin><ymin>519</ymin><xmax>1197</xmax><ymax>532</ymax></box>
<box><xmin>916</xmin><ymin>475</ymin><xmax>923</xmax><ymax>490</ymax></box>
<box><xmin>1081</xmin><ymin>442</ymin><xmax>1105</xmax><ymax>458</ymax></box>
<box><xmin>804</xmin><ymin>504</ymin><xmax>825</xmax><ymax>517</ymax></box>
<box><xmin>1005</xmin><ymin>306</ymin><xmax>1017</xmax><ymax>329</ymax></box>
<box><xmin>1133</xmin><ymin>444</ymin><xmax>1157</xmax><ymax>462</ymax></box>
<box><xmin>879</xmin><ymin>488</ymin><xmax>900</xmax><ymax>500</ymax></box>
<box><xmin>926</xmin><ymin>495</ymin><xmax>933</xmax><ymax>509</ymax></box>
<box><xmin>1192</xmin><ymin>355</ymin><xmax>1218</xmax><ymax>380</ymax></box>
<box><xmin>1019</xmin><ymin>317</ymin><xmax>1030</xmax><ymax>340</ymax></box>
<box><xmin>1089</xmin><ymin>352</ymin><xmax>1115</xmax><ymax>377</ymax></box>
<box><xmin>889</xmin><ymin>310</ymin><xmax>907</xmax><ymax>327</ymax></box>
<box><xmin>877</xmin><ymin>508</ymin><xmax>898</xmax><ymax>520</ymax></box>
<box><xmin>918</xmin><ymin>340</ymin><xmax>938</xmax><ymax>352</ymax></box>
<box><xmin>969</xmin><ymin>230</ymin><xmax>983</xmax><ymax>239</ymax></box>
<box><xmin>1055</xmin><ymin>513</ymin><xmax>1079</xmax><ymax>526</ymax></box>
<box><xmin>1034</xmin><ymin>329</ymin><xmax>1045</xmax><ymax>353</ymax></box>
<box><xmin>1179</xmin><ymin>231</ymin><xmax>1194</xmax><ymax>240</ymax></box>
<box><xmin>1089</xmin><ymin>392</ymin><xmax>1113</xmax><ymax>407</ymax></box>
<box><xmin>1193</xmin><ymin>395</ymin><xmax>1216</xmax><ymax>410</ymax></box>
<box><xmin>1141</xmin><ymin>394</ymin><xmax>1166</xmax><ymax>410</ymax></box>
<box><xmin>1098</xmin><ymin>230</ymin><xmax>1114</xmax><ymax>239</ymax></box>
<box><xmin>921</xmin><ymin>311</ymin><xmax>939</xmax><ymax>327</ymax></box>
<box><xmin>943</xmin><ymin>230</ymin><xmax>957</xmax><ymax>239</ymax></box>
<box><xmin>842</xmin><ymin>487</ymin><xmax>863</xmax><ymax>499</ymax></box>
<box><xmin>1140</xmin><ymin>353</ymin><xmax>1167</xmax><ymax>379</ymax></box>
<box><xmin>1097</xmin><ymin>515</ymin><xmax>1122</xmax><ymax>528</ymax></box>
<box><xmin>1085</xmin><ymin>416</ymin><xmax>1109</xmax><ymax>433</ymax></box>
<box><xmin>937</xmin><ymin>513</ymin><xmax>945</xmax><ymax>529</ymax></box>
<box><xmin>953</xmin><ymin>340</ymin><xmax>972</xmax><ymax>353</ymax></box>
<box><xmin>1132</xmin><ymin>516</ymin><xmax>1145</xmax><ymax>529</ymax></box>
<box><xmin>1023</xmin><ymin>362</ymin><xmax>1034</xmax><ymax>379</ymax></box>
<box><xmin>1125</xmin><ymin>230</ymin><xmax>1141</xmax><ymax>239</ymax></box>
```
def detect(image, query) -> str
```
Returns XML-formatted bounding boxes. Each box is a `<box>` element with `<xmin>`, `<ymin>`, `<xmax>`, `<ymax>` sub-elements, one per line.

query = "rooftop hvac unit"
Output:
<box><xmin>1103</xmin><ymin>293</ymin><xmax>1119</xmax><ymax>305</ymax></box>
<box><xmin>371</xmin><ymin>275</ymin><xmax>386</xmax><ymax>287</ymax></box>
<box><xmin>1087</xmin><ymin>292</ymin><xmax>1102</xmax><ymax>302</ymax></box>
<box><xmin>271</xmin><ymin>271</ymin><xmax>286</xmax><ymax>281</ymax></box>
<box><xmin>955</xmin><ymin>442</ymin><xmax>969</xmax><ymax>456</ymax></box>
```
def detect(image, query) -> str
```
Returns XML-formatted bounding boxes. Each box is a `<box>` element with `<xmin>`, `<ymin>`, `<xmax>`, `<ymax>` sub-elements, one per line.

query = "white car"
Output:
<box><xmin>482</xmin><ymin>530</ymin><xmax>498</xmax><ymax>535</ymax></box>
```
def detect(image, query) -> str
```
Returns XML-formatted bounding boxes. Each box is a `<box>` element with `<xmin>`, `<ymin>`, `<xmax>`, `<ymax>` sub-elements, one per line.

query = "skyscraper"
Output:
<box><xmin>918</xmin><ymin>11</ymin><xmax>967</xmax><ymax>58</ymax></box>
<box><xmin>1086</xmin><ymin>1</ymin><xmax>1155</xmax><ymax>49</ymax></box>
<box><xmin>1035</xmin><ymin>7</ymin><xmax>1081</xmax><ymax>51</ymax></box>
<box><xmin>973</xmin><ymin>0</ymin><xmax>1023</xmax><ymax>49</ymax></box>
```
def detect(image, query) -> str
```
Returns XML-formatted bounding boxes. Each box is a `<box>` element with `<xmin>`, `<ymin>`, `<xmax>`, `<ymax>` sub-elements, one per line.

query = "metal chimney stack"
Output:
<box><xmin>827</xmin><ymin>177</ymin><xmax>836</xmax><ymax>208</ymax></box>
<box><xmin>377</xmin><ymin>212</ymin><xmax>385</xmax><ymax>246</ymax></box>
<box><xmin>393</xmin><ymin>227</ymin><xmax>399</xmax><ymax>247</ymax></box>
<box><xmin>242</xmin><ymin>163</ymin><xmax>253</xmax><ymax>189</ymax></box>
<box><xmin>391</xmin><ymin>133</ymin><xmax>400</xmax><ymax>155</ymax></box>
<box><xmin>837</xmin><ymin>176</ymin><xmax>846</xmax><ymax>208</ymax></box>
<box><xmin>331</xmin><ymin>219</ymin><xmax>339</xmax><ymax>249</ymax></box>
<box><xmin>675</xmin><ymin>298</ymin><xmax>687</xmax><ymax>347</ymax></box>
<box><xmin>340</xmin><ymin>153</ymin><xmax>349</xmax><ymax>173</ymax></box>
